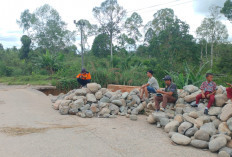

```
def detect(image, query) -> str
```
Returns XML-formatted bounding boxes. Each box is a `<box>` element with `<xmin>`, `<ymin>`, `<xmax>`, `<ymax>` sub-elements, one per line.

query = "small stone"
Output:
<box><xmin>160</xmin><ymin>118</ymin><xmax>170</xmax><ymax>127</ymax></box>
<box><xmin>157</xmin><ymin>122</ymin><xmax>161</xmax><ymax>128</ymax></box>
<box><xmin>184</xmin><ymin>91</ymin><xmax>201</xmax><ymax>103</ymax></box>
<box><xmin>190</xmin><ymin>139</ymin><xmax>208</xmax><ymax>149</ymax></box>
<box><xmin>183</xmin><ymin>107</ymin><xmax>197</xmax><ymax>113</ymax></box>
<box><xmin>227</xmin><ymin>117</ymin><xmax>232</xmax><ymax>131</ymax></box>
<box><xmin>183</xmin><ymin>114</ymin><xmax>195</xmax><ymax>124</ymax></box>
<box><xmin>104</xmin><ymin>92</ymin><xmax>112</xmax><ymax>98</ymax></box>
<box><xmin>90</xmin><ymin>103</ymin><xmax>99</xmax><ymax>113</ymax></box>
<box><xmin>85</xmin><ymin>110</ymin><xmax>93</xmax><ymax>118</ymax></box>
<box><xmin>53</xmin><ymin>100</ymin><xmax>61</xmax><ymax>110</ymax></box>
<box><xmin>219</xmin><ymin>147</ymin><xmax>232</xmax><ymax>156</ymax></box>
<box><xmin>194</xmin><ymin>118</ymin><xmax>204</xmax><ymax>128</ymax></box>
<box><xmin>131</xmin><ymin>108</ymin><xmax>139</xmax><ymax>115</ymax></box>
<box><xmin>109</xmin><ymin>115</ymin><xmax>117</xmax><ymax>118</ymax></box>
<box><xmin>59</xmin><ymin>106</ymin><xmax>70</xmax><ymax>115</ymax></box>
<box><xmin>171</xmin><ymin>133</ymin><xmax>191</xmax><ymax>145</ymax></box>
<box><xmin>147</xmin><ymin>114</ymin><xmax>156</xmax><ymax>124</ymax></box>
<box><xmin>99</xmin><ymin>107</ymin><xmax>110</xmax><ymax>115</ymax></box>
<box><xmin>100</xmin><ymin>96</ymin><xmax>111</xmax><ymax>103</ymax></box>
<box><xmin>174</xmin><ymin>115</ymin><xmax>184</xmax><ymax>123</ymax></box>
<box><xmin>194</xmin><ymin>130</ymin><xmax>210</xmax><ymax>141</ymax></box>
<box><xmin>175</xmin><ymin>107</ymin><xmax>183</xmax><ymax>115</ymax></box>
<box><xmin>109</xmin><ymin>104</ymin><xmax>119</xmax><ymax>115</ymax></box>
<box><xmin>227</xmin><ymin>140</ymin><xmax>232</xmax><ymax>149</ymax></box>
<box><xmin>213</xmin><ymin>119</ymin><xmax>221</xmax><ymax>129</ymax></box>
<box><xmin>75</xmin><ymin>89</ymin><xmax>87</xmax><ymax>96</ymax></box>
<box><xmin>95</xmin><ymin>91</ymin><xmax>103</xmax><ymax>100</ymax></box>
<box><xmin>121</xmin><ymin>92</ymin><xmax>129</xmax><ymax>99</ymax></box>
<box><xmin>209</xmin><ymin>137</ymin><xmax>227</xmax><ymax>152</ymax></box>
<box><xmin>183</xmin><ymin>85</ymin><xmax>199</xmax><ymax>93</ymax></box>
<box><xmin>130</xmin><ymin>115</ymin><xmax>138</xmax><ymax>121</ymax></box>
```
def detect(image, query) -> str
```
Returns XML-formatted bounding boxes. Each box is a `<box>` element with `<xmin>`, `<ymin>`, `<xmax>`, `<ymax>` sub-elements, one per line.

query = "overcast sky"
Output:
<box><xmin>0</xmin><ymin>0</ymin><xmax>231</xmax><ymax>49</ymax></box>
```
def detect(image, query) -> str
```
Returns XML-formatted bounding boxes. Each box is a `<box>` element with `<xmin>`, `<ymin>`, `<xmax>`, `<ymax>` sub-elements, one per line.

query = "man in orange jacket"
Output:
<box><xmin>76</xmin><ymin>68</ymin><xmax>91</xmax><ymax>87</ymax></box>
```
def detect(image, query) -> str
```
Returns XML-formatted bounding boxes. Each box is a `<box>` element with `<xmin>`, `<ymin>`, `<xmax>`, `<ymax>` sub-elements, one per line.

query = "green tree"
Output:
<box><xmin>93</xmin><ymin>0</ymin><xmax>126</xmax><ymax>62</ymax></box>
<box><xmin>124</xmin><ymin>12</ymin><xmax>143</xmax><ymax>48</ymax></box>
<box><xmin>0</xmin><ymin>43</ymin><xmax>4</xmax><ymax>51</ymax></box>
<box><xmin>17</xmin><ymin>4</ymin><xmax>75</xmax><ymax>53</ymax></box>
<box><xmin>92</xmin><ymin>34</ymin><xmax>111</xmax><ymax>57</ymax></box>
<box><xmin>221</xmin><ymin>0</ymin><xmax>232</xmax><ymax>22</ymax></box>
<box><xmin>196</xmin><ymin>6</ymin><xmax>228</xmax><ymax>68</ymax></box>
<box><xmin>19</xmin><ymin>35</ymin><xmax>31</xmax><ymax>59</ymax></box>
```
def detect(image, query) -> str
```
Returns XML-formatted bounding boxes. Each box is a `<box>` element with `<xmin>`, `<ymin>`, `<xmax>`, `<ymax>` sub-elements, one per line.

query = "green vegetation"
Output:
<box><xmin>0</xmin><ymin>1</ymin><xmax>232</xmax><ymax>90</ymax></box>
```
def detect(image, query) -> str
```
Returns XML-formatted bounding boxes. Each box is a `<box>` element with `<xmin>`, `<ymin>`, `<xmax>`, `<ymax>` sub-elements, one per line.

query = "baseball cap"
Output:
<box><xmin>163</xmin><ymin>75</ymin><xmax>172</xmax><ymax>81</ymax></box>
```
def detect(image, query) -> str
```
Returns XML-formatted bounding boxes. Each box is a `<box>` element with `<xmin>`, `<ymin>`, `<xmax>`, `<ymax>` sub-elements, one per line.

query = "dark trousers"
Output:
<box><xmin>154</xmin><ymin>94</ymin><xmax>177</xmax><ymax>109</ymax></box>
<box><xmin>77</xmin><ymin>78</ymin><xmax>91</xmax><ymax>86</ymax></box>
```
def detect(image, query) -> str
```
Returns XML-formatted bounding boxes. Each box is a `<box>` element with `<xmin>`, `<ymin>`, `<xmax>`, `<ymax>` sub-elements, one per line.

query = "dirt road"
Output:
<box><xmin>0</xmin><ymin>85</ymin><xmax>216</xmax><ymax>157</ymax></box>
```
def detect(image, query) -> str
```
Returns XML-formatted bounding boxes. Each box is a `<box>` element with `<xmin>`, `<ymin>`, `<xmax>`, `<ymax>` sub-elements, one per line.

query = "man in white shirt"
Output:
<box><xmin>139</xmin><ymin>70</ymin><xmax>159</xmax><ymax>100</ymax></box>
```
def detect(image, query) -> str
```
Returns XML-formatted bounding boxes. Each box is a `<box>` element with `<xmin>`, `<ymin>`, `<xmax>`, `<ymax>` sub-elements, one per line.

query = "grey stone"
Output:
<box><xmin>80</xmin><ymin>104</ymin><xmax>90</xmax><ymax>112</ymax></box>
<box><xmin>227</xmin><ymin>117</ymin><xmax>232</xmax><ymax>131</ymax></box>
<box><xmin>112</xmin><ymin>100</ymin><xmax>123</xmax><ymax>106</ymax></box>
<box><xmin>130</xmin><ymin>115</ymin><xmax>138</xmax><ymax>121</ymax></box>
<box><xmin>100</xmin><ymin>96</ymin><xmax>111</xmax><ymax>103</ymax></box>
<box><xmin>176</xmin><ymin>98</ymin><xmax>185</xmax><ymax>104</ymax></box>
<box><xmin>200</xmin><ymin>122</ymin><xmax>217</xmax><ymax>136</ymax></box>
<box><xmin>220</xmin><ymin>104</ymin><xmax>232</xmax><ymax>122</ymax></box>
<box><xmin>183</xmin><ymin>85</ymin><xmax>199</xmax><ymax>93</ymax></box>
<box><xmin>185</xmin><ymin>127</ymin><xmax>198</xmax><ymax>137</ymax></box>
<box><xmin>147</xmin><ymin>114</ymin><xmax>156</xmax><ymax>124</ymax></box>
<box><xmin>178</xmin><ymin>122</ymin><xmax>193</xmax><ymax>134</ymax></box>
<box><xmin>103</xmin><ymin>113</ymin><xmax>110</xmax><ymax>118</ymax></box>
<box><xmin>160</xmin><ymin>117</ymin><xmax>170</xmax><ymax>127</ymax></box>
<box><xmin>120</xmin><ymin>106</ymin><xmax>128</xmax><ymax>113</ymax></box>
<box><xmin>99</xmin><ymin>107</ymin><xmax>110</xmax><ymax>115</ymax></box>
<box><xmin>171</xmin><ymin>133</ymin><xmax>191</xmax><ymax>145</ymax></box>
<box><xmin>121</xmin><ymin>92</ymin><xmax>129</xmax><ymax>99</ymax></box>
<box><xmin>59</xmin><ymin>106</ymin><xmax>70</xmax><ymax>115</ymax></box>
<box><xmin>85</xmin><ymin>110</ymin><xmax>93</xmax><ymax>118</ymax></box>
<box><xmin>218</xmin><ymin>151</ymin><xmax>230</xmax><ymax>157</ymax></box>
<box><xmin>184</xmin><ymin>91</ymin><xmax>201</xmax><ymax>103</ymax></box>
<box><xmin>194</xmin><ymin>130</ymin><xmax>210</xmax><ymax>141</ymax></box>
<box><xmin>109</xmin><ymin>115</ymin><xmax>117</xmax><ymax>118</ymax></box>
<box><xmin>164</xmin><ymin>121</ymin><xmax>180</xmax><ymax>133</ymax></box>
<box><xmin>152</xmin><ymin>112</ymin><xmax>168</xmax><ymax>122</ymax></box>
<box><xmin>71</xmin><ymin>99</ymin><xmax>85</xmax><ymax>110</ymax></box>
<box><xmin>209</xmin><ymin>137</ymin><xmax>227</xmax><ymax>152</ymax></box>
<box><xmin>95</xmin><ymin>91</ymin><xmax>103</xmax><ymax>100</ymax></box>
<box><xmin>75</xmin><ymin>89</ymin><xmax>87</xmax><ymax>96</ymax></box>
<box><xmin>131</xmin><ymin>108</ymin><xmax>139</xmax><ymax>115</ymax></box>
<box><xmin>213</xmin><ymin>119</ymin><xmax>221</xmax><ymax>129</ymax></box>
<box><xmin>215</xmin><ymin>94</ymin><xmax>228</xmax><ymax>107</ymax></box>
<box><xmin>87</xmin><ymin>83</ymin><xmax>101</xmax><ymax>93</ymax></box>
<box><xmin>132</xmin><ymin>95</ymin><xmax>141</xmax><ymax>104</ymax></box>
<box><xmin>60</xmin><ymin>100</ymin><xmax>72</xmax><ymax>106</ymax></box>
<box><xmin>175</xmin><ymin>107</ymin><xmax>183</xmax><ymax>115</ymax></box>
<box><xmin>183</xmin><ymin>107</ymin><xmax>197</xmax><ymax>113</ymax></box>
<box><xmin>109</xmin><ymin>104</ymin><xmax>119</xmax><ymax>115</ymax></box>
<box><xmin>220</xmin><ymin>147</ymin><xmax>232</xmax><ymax>156</ymax></box>
<box><xmin>190</xmin><ymin>139</ymin><xmax>208</xmax><ymax>149</ymax></box>
<box><xmin>183</xmin><ymin>114</ymin><xmax>195</xmax><ymax>124</ymax></box>
<box><xmin>208</xmin><ymin>107</ymin><xmax>222</xmax><ymax>116</ymax></box>
<box><xmin>104</xmin><ymin>92</ymin><xmax>112</xmax><ymax>98</ymax></box>
<box><xmin>86</xmin><ymin>93</ymin><xmax>97</xmax><ymax>102</ymax></box>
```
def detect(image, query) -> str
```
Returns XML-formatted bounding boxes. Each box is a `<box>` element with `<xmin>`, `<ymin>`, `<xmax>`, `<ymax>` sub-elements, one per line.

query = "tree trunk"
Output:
<box><xmin>205</xmin><ymin>42</ymin><xmax>208</xmax><ymax>60</ymax></box>
<box><xmin>81</xmin><ymin>26</ymin><xmax>84</xmax><ymax>69</ymax></box>
<box><xmin>110</xmin><ymin>32</ymin><xmax>113</xmax><ymax>63</ymax></box>
<box><xmin>210</xmin><ymin>42</ymin><xmax>214</xmax><ymax>68</ymax></box>
<box><xmin>200</xmin><ymin>45</ymin><xmax>203</xmax><ymax>66</ymax></box>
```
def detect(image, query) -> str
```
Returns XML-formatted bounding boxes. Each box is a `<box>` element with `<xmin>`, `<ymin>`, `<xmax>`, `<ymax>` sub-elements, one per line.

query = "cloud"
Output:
<box><xmin>193</xmin><ymin>0</ymin><xmax>226</xmax><ymax>15</ymax></box>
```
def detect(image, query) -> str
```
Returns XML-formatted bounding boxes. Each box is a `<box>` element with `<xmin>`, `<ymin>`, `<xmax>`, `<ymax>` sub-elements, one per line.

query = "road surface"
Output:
<box><xmin>0</xmin><ymin>85</ymin><xmax>217</xmax><ymax>157</ymax></box>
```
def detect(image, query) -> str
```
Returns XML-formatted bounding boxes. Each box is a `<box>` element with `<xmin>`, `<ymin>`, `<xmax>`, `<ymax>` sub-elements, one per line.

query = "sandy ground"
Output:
<box><xmin>0</xmin><ymin>85</ymin><xmax>217</xmax><ymax>157</ymax></box>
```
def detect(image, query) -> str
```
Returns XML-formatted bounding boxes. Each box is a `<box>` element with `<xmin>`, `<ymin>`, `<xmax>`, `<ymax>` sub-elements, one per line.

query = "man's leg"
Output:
<box><xmin>207</xmin><ymin>94</ymin><xmax>215</xmax><ymax>109</ymax></box>
<box><xmin>162</xmin><ymin>94</ymin><xmax>176</xmax><ymax>109</ymax></box>
<box><xmin>153</xmin><ymin>95</ymin><xmax>163</xmax><ymax>110</ymax></box>
<box><xmin>195</xmin><ymin>93</ymin><xmax>203</xmax><ymax>106</ymax></box>
<box><xmin>140</xmin><ymin>86</ymin><xmax>145</xmax><ymax>99</ymax></box>
<box><xmin>226</xmin><ymin>87</ymin><xmax>232</xmax><ymax>101</ymax></box>
<box><xmin>144</xmin><ymin>87</ymin><xmax>149</xmax><ymax>98</ymax></box>
<box><xmin>77</xmin><ymin>78</ymin><xmax>85</xmax><ymax>86</ymax></box>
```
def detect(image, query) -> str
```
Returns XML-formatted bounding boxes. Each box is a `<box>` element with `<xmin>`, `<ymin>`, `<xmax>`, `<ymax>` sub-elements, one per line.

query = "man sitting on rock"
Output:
<box><xmin>193</xmin><ymin>73</ymin><xmax>217</xmax><ymax>115</ymax></box>
<box><xmin>139</xmin><ymin>70</ymin><xmax>159</xmax><ymax>101</ymax></box>
<box><xmin>153</xmin><ymin>75</ymin><xmax>178</xmax><ymax>112</ymax></box>
<box><xmin>76</xmin><ymin>68</ymin><xmax>91</xmax><ymax>87</ymax></box>
<box><xmin>226</xmin><ymin>82</ymin><xmax>232</xmax><ymax>102</ymax></box>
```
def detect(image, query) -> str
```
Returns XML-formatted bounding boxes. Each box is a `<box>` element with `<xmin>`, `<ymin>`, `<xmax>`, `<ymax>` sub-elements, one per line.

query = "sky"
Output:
<box><xmin>0</xmin><ymin>0</ymin><xmax>231</xmax><ymax>49</ymax></box>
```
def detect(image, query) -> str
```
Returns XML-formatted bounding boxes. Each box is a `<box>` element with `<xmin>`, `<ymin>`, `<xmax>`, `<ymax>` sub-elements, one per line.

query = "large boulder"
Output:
<box><xmin>227</xmin><ymin>117</ymin><xmax>232</xmax><ymax>131</ymax></box>
<box><xmin>215</xmin><ymin>94</ymin><xmax>228</xmax><ymax>107</ymax></box>
<box><xmin>184</xmin><ymin>91</ymin><xmax>201</xmax><ymax>103</ymax></box>
<box><xmin>87</xmin><ymin>83</ymin><xmax>101</xmax><ymax>93</ymax></box>
<box><xmin>218</xmin><ymin>122</ymin><xmax>231</xmax><ymax>135</ymax></box>
<box><xmin>171</xmin><ymin>133</ymin><xmax>191</xmax><ymax>145</ymax></box>
<box><xmin>95</xmin><ymin>91</ymin><xmax>103</xmax><ymax>100</ymax></box>
<box><xmin>209</xmin><ymin>137</ymin><xmax>227</xmax><ymax>152</ymax></box>
<box><xmin>220</xmin><ymin>103</ymin><xmax>232</xmax><ymax>122</ymax></box>
<box><xmin>208</xmin><ymin>107</ymin><xmax>222</xmax><ymax>116</ymax></box>
<box><xmin>194</xmin><ymin>130</ymin><xmax>210</xmax><ymax>141</ymax></box>
<box><xmin>178</xmin><ymin>122</ymin><xmax>193</xmax><ymax>134</ymax></box>
<box><xmin>75</xmin><ymin>88</ymin><xmax>87</xmax><ymax>96</ymax></box>
<box><xmin>183</xmin><ymin>85</ymin><xmax>199</xmax><ymax>94</ymax></box>
<box><xmin>164</xmin><ymin>121</ymin><xmax>180</xmax><ymax>133</ymax></box>
<box><xmin>86</xmin><ymin>93</ymin><xmax>97</xmax><ymax>103</ymax></box>
<box><xmin>190</xmin><ymin>139</ymin><xmax>208</xmax><ymax>149</ymax></box>
<box><xmin>200</xmin><ymin>122</ymin><xmax>217</xmax><ymax>136</ymax></box>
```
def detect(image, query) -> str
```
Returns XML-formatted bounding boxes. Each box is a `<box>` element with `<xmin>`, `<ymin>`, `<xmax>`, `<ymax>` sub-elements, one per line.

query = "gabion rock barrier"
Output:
<box><xmin>51</xmin><ymin>83</ymin><xmax>232</xmax><ymax>156</ymax></box>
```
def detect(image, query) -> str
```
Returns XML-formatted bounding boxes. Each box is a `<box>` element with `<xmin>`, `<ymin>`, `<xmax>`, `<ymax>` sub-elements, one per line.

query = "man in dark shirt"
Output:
<box><xmin>153</xmin><ymin>75</ymin><xmax>178</xmax><ymax>112</ymax></box>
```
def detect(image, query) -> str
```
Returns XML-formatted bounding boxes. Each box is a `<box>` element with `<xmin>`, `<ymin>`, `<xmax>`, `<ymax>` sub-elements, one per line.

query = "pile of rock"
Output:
<box><xmin>147</xmin><ymin>85</ymin><xmax>232</xmax><ymax>157</ymax></box>
<box><xmin>52</xmin><ymin>83</ymin><xmax>146</xmax><ymax>120</ymax></box>
<box><xmin>51</xmin><ymin>83</ymin><xmax>232</xmax><ymax>156</ymax></box>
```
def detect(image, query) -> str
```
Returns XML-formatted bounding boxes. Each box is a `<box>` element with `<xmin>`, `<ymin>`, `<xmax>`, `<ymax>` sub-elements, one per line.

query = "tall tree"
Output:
<box><xmin>92</xmin><ymin>0</ymin><xmax>126</xmax><ymax>62</ymax></box>
<box><xmin>92</xmin><ymin>34</ymin><xmax>111</xmax><ymax>57</ymax></box>
<box><xmin>74</xmin><ymin>19</ymin><xmax>97</xmax><ymax>68</ymax></box>
<box><xmin>17</xmin><ymin>4</ymin><xmax>75</xmax><ymax>53</ymax></box>
<box><xmin>221</xmin><ymin>0</ymin><xmax>232</xmax><ymax>22</ymax></box>
<box><xmin>0</xmin><ymin>43</ymin><xmax>3</xmax><ymax>51</ymax></box>
<box><xmin>196</xmin><ymin>6</ymin><xmax>228</xmax><ymax>68</ymax></box>
<box><xmin>19</xmin><ymin>35</ymin><xmax>31</xmax><ymax>59</ymax></box>
<box><xmin>124</xmin><ymin>12</ymin><xmax>143</xmax><ymax>48</ymax></box>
